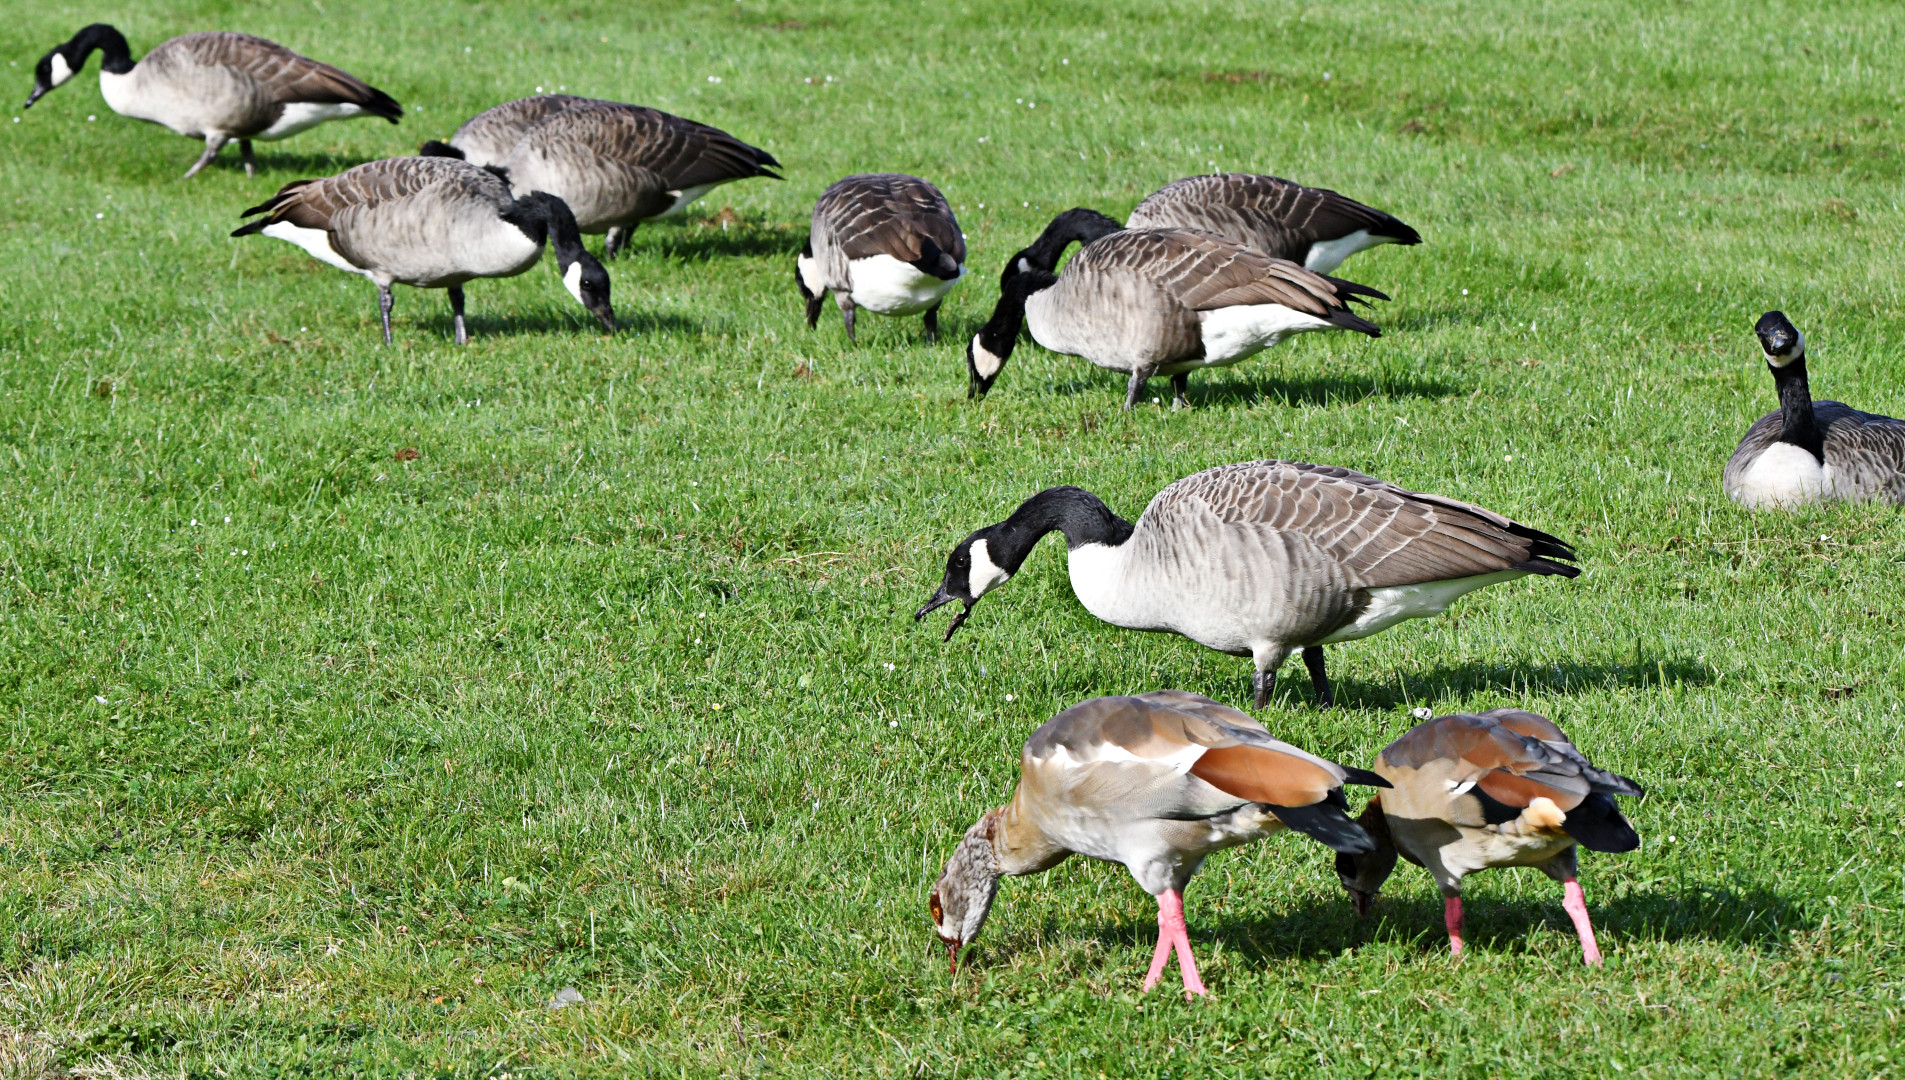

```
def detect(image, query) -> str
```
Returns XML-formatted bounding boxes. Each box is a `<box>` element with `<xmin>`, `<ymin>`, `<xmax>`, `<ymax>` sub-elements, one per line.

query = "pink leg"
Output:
<box><xmin>1142</xmin><ymin>890</ymin><xmax>1209</xmax><ymax>998</ymax></box>
<box><xmin>1444</xmin><ymin>896</ymin><xmax>1465</xmax><ymax>957</ymax></box>
<box><xmin>1561</xmin><ymin>878</ymin><xmax>1603</xmax><ymax>966</ymax></box>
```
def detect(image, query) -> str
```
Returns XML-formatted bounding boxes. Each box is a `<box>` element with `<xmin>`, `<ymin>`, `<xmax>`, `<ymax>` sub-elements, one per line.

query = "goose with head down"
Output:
<box><xmin>1335</xmin><ymin>709</ymin><xmax>1643</xmax><ymax>964</ymax></box>
<box><xmin>795</xmin><ymin>173</ymin><xmax>965</xmax><ymax>344</ymax></box>
<box><xmin>1126</xmin><ymin>173</ymin><xmax>1421</xmax><ymax>274</ymax></box>
<box><xmin>916</xmin><ymin>460</ymin><xmax>1579</xmax><ymax>708</ymax></box>
<box><xmin>965</xmin><ymin>209</ymin><xmax>1386</xmax><ymax>409</ymax></box>
<box><xmin>929</xmin><ymin>690</ymin><xmax>1388</xmax><ymax>998</ymax></box>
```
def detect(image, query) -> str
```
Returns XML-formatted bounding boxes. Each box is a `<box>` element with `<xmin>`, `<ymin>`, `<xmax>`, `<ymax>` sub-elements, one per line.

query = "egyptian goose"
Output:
<box><xmin>25</xmin><ymin>24</ymin><xmax>401</xmax><ymax>178</ymax></box>
<box><xmin>966</xmin><ymin>209</ymin><xmax>1385</xmax><ymax>408</ymax></box>
<box><xmin>928</xmin><ymin>690</ymin><xmax>1387</xmax><ymax>998</ymax></box>
<box><xmin>423</xmin><ymin>97</ymin><xmax>779</xmax><ymax>259</ymax></box>
<box><xmin>1126</xmin><ymin>173</ymin><xmax>1420</xmax><ymax>275</ymax></box>
<box><xmin>233</xmin><ymin>156</ymin><xmax>615</xmax><ymax>344</ymax></box>
<box><xmin>796</xmin><ymin>173</ymin><xmax>966</xmax><ymax>344</ymax></box>
<box><xmin>916</xmin><ymin>461</ymin><xmax>1578</xmax><ymax>708</ymax></box>
<box><xmin>1334</xmin><ymin>709</ymin><xmax>1643</xmax><ymax>964</ymax></box>
<box><xmin>1723</xmin><ymin>311</ymin><xmax>1905</xmax><ymax>508</ymax></box>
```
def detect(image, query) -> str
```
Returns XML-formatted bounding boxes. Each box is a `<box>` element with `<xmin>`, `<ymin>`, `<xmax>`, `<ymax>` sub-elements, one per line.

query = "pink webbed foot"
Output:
<box><xmin>1444</xmin><ymin>895</ymin><xmax>1465</xmax><ymax>958</ymax></box>
<box><xmin>1562</xmin><ymin>878</ymin><xmax>1603</xmax><ymax>966</ymax></box>
<box><xmin>1142</xmin><ymin>890</ymin><xmax>1209</xmax><ymax>998</ymax></box>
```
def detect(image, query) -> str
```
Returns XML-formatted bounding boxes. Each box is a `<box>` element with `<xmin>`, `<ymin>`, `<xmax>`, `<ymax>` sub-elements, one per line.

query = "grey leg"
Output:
<box><xmin>240</xmin><ymin>139</ymin><xmax>257</xmax><ymax>177</ymax></box>
<box><xmin>604</xmin><ymin>225</ymin><xmax>629</xmax><ymax>260</ymax></box>
<box><xmin>1171</xmin><ymin>373</ymin><xmax>1191</xmax><ymax>409</ymax></box>
<box><xmin>183</xmin><ymin>134</ymin><xmax>229</xmax><ymax>179</ymax></box>
<box><xmin>377</xmin><ymin>284</ymin><xmax>395</xmax><ymax>345</ymax></box>
<box><xmin>448</xmin><ymin>284</ymin><xmax>467</xmax><ymax>345</ymax></box>
<box><xmin>1302</xmin><ymin>646</ymin><xmax>1333</xmax><ymax>708</ymax></box>
<box><xmin>923</xmin><ymin>301</ymin><xmax>942</xmax><ymax>345</ymax></box>
<box><xmin>1124</xmin><ymin>367</ymin><xmax>1156</xmax><ymax>411</ymax></box>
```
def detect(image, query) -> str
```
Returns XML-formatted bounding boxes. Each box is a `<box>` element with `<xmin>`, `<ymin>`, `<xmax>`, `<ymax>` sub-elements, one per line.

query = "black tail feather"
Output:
<box><xmin>1268</xmin><ymin>791</ymin><xmax>1376</xmax><ymax>854</ymax></box>
<box><xmin>1338</xmin><ymin>766</ymin><xmax>1392</xmax><ymax>789</ymax></box>
<box><xmin>418</xmin><ymin>139</ymin><xmax>464</xmax><ymax>159</ymax></box>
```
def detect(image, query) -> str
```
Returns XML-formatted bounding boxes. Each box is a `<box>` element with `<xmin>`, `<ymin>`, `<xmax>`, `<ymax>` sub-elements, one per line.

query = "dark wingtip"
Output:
<box><xmin>418</xmin><ymin>140</ymin><xmax>464</xmax><ymax>159</ymax></box>
<box><xmin>1514</xmin><ymin>557</ymin><xmax>1581</xmax><ymax>579</ymax></box>
<box><xmin>1379</xmin><ymin>218</ymin><xmax>1422</xmax><ymax>246</ymax></box>
<box><xmin>1338</xmin><ymin>766</ymin><xmax>1392</xmax><ymax>789</ymax></box>
<box><xmin>1326</xmin><ymin>307</ymin><xmax>1383</xmax><ymax>338</ymax></box>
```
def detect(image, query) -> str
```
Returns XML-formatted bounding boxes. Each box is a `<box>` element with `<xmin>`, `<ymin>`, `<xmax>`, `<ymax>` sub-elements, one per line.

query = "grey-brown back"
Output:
<box><xmin>449</xmin><ymin>94</ymin><xmax>601</xmax><ymax>165</ymax></box>
<box><xmin>1127</xmin><ymin>174</ymin><xmax>1418</xmax><ymax>262</ymax></box>
<box><xmin>809</xmin><ymin>173</ymin><xmax>964</xmax><ymax>288</ymax></box>
<box><xmin>142</xmin><ymin>31</ymin><xmax>399</xmax><ymax>134</ymax></box>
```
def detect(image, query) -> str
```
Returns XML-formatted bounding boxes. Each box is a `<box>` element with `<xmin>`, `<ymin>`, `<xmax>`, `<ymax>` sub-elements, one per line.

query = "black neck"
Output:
<box><xmin>505</xmin><ymin>192</ymin><xmax>586</xmax><ymax>264</ymax></box>
<box><xmin>72</xmin><ymin>24</ymin><xmax>134</xmax><ymax>74</ymax></box>
<box><xmin>1771</xmin><ymin>355</ymin><xmax>1823</xmax><ymax>461</ymax></box>
<box><xmin>1009</xmin><ymin>207</ymin><xmax>1123</xmax><ymax>276</ymax></box>
<box><xmin>988</xmin><ymin>487</ymin><xmax>1134</xmax><ymax>571</ymax></box>
<box><xmin>974</xmin><ymin>264</ymin><xmax>1056</xmax><ymax>360</ymax></box>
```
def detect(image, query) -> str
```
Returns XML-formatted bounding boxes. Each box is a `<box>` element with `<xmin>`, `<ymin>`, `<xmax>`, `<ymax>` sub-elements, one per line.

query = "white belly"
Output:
<box><xmin>847</xmin><ymin>254</ymin><xmax>963</xmax><ymax>315</ymax></box>
<box><xmin>1730</xmin><ymin>442</ymin><xmax>1830</xmax><ymax>509</ymax></box>
<box><xmin>1196</xmin><ymin>303</ymin><xmax>1338</xmax><ymax>364</ymax></box>
<box><xmin>1318</xmin><ymin>570</ymin><xmax>1527</xmax><ymax>644</ymax></box>
<box><xmin>655</xmin><ymin>183</ymin><xmax>721</xmax><ymax>218</ymax></box>
<box><xmin>258</xmin><ymin>101</ymin><xmax>365</xmax><ymax>140</ymax></box>
<box><xmin>261</xmin><ymin>222</ymin><xmax>369</xmax><ymax>277</ymax></box>
<box><xmin>1302</xmin><ymin>229</ymin><xmax>1387</xmax><ymax>275</ymax></box>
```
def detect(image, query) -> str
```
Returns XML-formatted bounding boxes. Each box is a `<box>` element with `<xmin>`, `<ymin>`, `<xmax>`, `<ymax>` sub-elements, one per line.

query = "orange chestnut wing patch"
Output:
<box><xmin>1476</xmin><ymin>769</ymin><xmax>1586</xmax><ymax>812</ymax></box>
<box><xmin>1190</xmin><ymin>745</ymin><xmax>1337</xmax><ymax>806</ymax></box>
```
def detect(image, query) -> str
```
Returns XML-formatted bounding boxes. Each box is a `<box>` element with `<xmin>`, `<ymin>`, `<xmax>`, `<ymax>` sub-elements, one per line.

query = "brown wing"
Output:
<box><xmin>565</xmin><ymin>104</ymin><xmax>780</xmax><ymax>188</ymax></box>
<box><xmin>1129</xmin><ymin>174</ymin><xmax>1418</xmax><ymax>261</ymax></box>
<box><xmin>167</xmin><ymin>32</ymin><xmax>401</xmax><ymax>119</ymax></box>
<box><xmin>1153</xmin><ymin>460</ymin><xmax>1578</xmax><ymax>588</ymax></box>
<box><xmin>815</xmin><ymin>173</ymin><xmax>964</xmax><ymax>267</ymax></box>
<box><xmin>237</xmin><ymin>157</ymin><xmax>504</xmax><ymax>231</ymax></box>
<box><xmin>1381</xmin><ymin>712</ymin><xmax>1630</xmax><ymax>811</ymax></box>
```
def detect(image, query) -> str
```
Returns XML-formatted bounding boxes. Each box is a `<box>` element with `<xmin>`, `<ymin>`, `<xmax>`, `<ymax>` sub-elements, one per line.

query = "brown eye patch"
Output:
<box><xmin>928</xmin><ymin>892</ymin><xmax>944</xmax><ymax>923</ymax></box>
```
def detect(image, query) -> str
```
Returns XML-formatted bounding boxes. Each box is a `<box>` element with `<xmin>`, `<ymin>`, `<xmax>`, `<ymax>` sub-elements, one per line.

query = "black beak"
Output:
<box><xmin>593</xmin><ymin>307</ymin><xmax>617</xmax><ymax>335</ymax></box>
<box><xmin>914</xmin><ymin>589</ymin><xmax>973</xmax><ymax>641</ymax></box>
<box><xmin>967</xmin><ymin>369</ymin><xmax>986</xmax><ymax>399</ymax></box>
<box><xmin>24</xmin><ymin>84</ymin><xmax>49</xmax><ymax>109</ymax></box>
<box><xmin>1348</xmin><ymin>888</ymin><xmax>1374</xmax><ymax>920</ymax></box>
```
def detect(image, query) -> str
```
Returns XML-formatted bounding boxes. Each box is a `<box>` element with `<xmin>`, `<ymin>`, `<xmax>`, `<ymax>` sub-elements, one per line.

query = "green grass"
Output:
<box><xmin>3</xmin><ymin>0</ymin><xmax>1904</xmax><ymax>1075</ymax></box>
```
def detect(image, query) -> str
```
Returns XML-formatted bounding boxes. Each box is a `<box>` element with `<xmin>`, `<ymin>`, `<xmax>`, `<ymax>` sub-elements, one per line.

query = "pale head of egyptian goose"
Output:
<box><xmin>1332</xmin><ymin>708</ymin><xmax>1642</xmax><ymax>965</ymax></box>
<box><xmin>927</xmin><ymin>690</ymin><xmax>1387</xmax><ymax>997</ymax></box>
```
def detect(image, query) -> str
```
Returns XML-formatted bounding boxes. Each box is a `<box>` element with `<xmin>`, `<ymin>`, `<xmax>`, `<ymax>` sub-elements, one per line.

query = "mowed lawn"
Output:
<box><xmin>2</xmin><ymin>0</ymin><xmax>1903</xmax><ymax>1075</ymax></box>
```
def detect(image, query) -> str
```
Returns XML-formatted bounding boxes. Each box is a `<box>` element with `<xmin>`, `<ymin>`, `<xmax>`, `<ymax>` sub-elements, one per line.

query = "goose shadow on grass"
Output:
<box><xmin>1236</xmin><ymin>653</ymin><xmax>1715</xmax><ymax>714</ymax></box>
<box><xmin>1037</xmin><ymin>367</ymin><xmax>1464</xmax><ymax>408</ymax></box>
<box><xmin>414</xmin><ymin>308</ymin><xmax>698</xmax><ymax>341</ymax></box>
<box><xmin>618</xmin><ymin>223</ymin><xmax>807</xmax><ymax>262</ymax></box>
<box><xmin>218</xmin><ymin>150</ymin><xmax>383</xmax><ymax>179</ymax></box>
<box><xmin>978</xmin><ymin>884</ymin><xmax>1813</xmax><ymax>973</ymax></box>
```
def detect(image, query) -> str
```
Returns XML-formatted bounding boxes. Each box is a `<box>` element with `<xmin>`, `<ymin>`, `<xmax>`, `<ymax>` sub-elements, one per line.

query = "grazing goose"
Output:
<box><xmin>1127</xmin><ymin>174</ymin><xmax>1421</xmax><ymax>275</ymax></box>
<box><xmin>1335</xmin><ymin>709</ymin><xmax>1643</xmax><ymax>965</ymax></box>
<box><xmin>25</xmin><ymin>24</ymin><xmax>401</xmax><ymax>178</ymax></box>
<box><xmin>930</xmin><ymin>690</ymin><xmax>1388</xmax><ymax>998</ymax></box>
<box><xmin>796</xmin><ymin>173</ymin><xmax>966</xmax><ymax>344</ymax></box>
<box><xmin>966</xmin><ymin>209</ymin><xmax>1386</xmax><ymax>408</ymax></box>
<box><xmin>1723</xmin><ymin>310</ymin><xmax>1905</xmax><ymax>509</ymax></box>
<box><xmin>916</xmin><ymin>461</ymin><xmax>1579</xmax><ymax>708</ymax></box>
<box><xmin>416</xmin><ymin>93</ymin><xmax>594</xmax><ymax>166</ymax></box>
<box><xmin>232</xmin><ymin>157</ymin><xmax>615</xmax><ymax>344</ymax></box>
<box><xmin>424</xmin><ymin>98</ymin><xmax>780</xmax><ymax>258</ymax></box>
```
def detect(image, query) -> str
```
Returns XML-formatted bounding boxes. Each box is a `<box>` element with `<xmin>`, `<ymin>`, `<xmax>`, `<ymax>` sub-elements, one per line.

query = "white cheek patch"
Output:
<box><xmin>49</xmin><ymin>52</ymin><xmax>74</xmax><ymax>87</ymax></box>
<box><xmin>563</xmin><ymin>261</ymin><xmax>586</xmax><ymax>306</ymax></box>
<box><xmin>1765</xmin><ymin>333</ymin><xmax>1805</xmax><ymax>368</ymax></box>
<box><xmin>967</xmin><ymin>538</ymin><xmax>1012</xmax><ymax>597</ymax></box>
<box><xmin>969</xmin><ymin>338</ymin><xmax>1004</xmax><ymax>378</ymax></box>
<box><xmin>796</xmin><ymin>252</ymin><xmax>823</xmax><ymax>295</ymax></box>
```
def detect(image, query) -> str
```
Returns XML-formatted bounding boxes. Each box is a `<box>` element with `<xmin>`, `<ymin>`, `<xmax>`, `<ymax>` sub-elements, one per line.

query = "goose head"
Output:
<box><xmin>793</xmin><ymin>238</ymin><xmax>823</xmax><ymax>324</ymax></box>
<box><xmin>915</xmin><ymin>526</ymin><xmax>1020</xmax><ymax>639</ymax></box>
<box><xmin>515</xmin><ymin>191</ymin><xmax>616</xmax><ymax>334</ymax></box>
<box><xmin>560</xmin><ymin>254</ymin><xmax>616</xmax><ymax>334</ymax></box>
<box><xmin>26</xmin><ymin>42</ymin><xmax>80</xmax><ymax>109</ymax></box>
<box><xmin>1333</xmin><ymin>796</ymin><xmax>1398</xmax><ymax>918</ymax></box>
<box><xmin>26</xmin><ymin>24</ymin><xmax>128</xmax><ymax>109</ymax></box>
<box><xmin>1754</xmin><ymin>310</ymin><xmax>1804</xmax><ymax>369</ymax></box>
<box><xmin>928</xmin><ymin>815</ymin><xmax>1003</xmax><ymax>973</ymax></box>
<box><xmin>965</xmin><ymin>260</ymin><xmax>1056</xmax><ymax>399</ymax></box>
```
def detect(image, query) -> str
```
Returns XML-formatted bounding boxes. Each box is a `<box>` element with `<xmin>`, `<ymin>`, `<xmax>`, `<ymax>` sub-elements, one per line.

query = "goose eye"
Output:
<box><xmin>928</xmin><ymin>892</ymin><xmax>944</xmax><ymax>923</ymax></box>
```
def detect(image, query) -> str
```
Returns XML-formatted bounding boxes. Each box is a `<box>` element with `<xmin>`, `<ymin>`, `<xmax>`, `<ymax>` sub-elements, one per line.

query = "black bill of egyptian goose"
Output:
<box><xmin>1126</xmin><ymin>174</ymin><xmax>1420</xmax><ymax>275</ymax></box>
<box><xmin>1722</xmin><ymin>310</ymin><xmax>1905</xmax><ymax>509</ymax></box>
<box><xmin>929</xmin><ymin>690</ymin><xmax>1388</xmax><ymax>998</ymax></box>
<box><xmin>424</xmin><ymin>97</ymin><xmax>780</xmax><ymax>259</ymax></box>
<box><xmin>915</xmin><ymin>461</ymin><xmax>1579</xmax><ymax>708</ymax></box>
<box><xmin>965</xmin><ymin>209</ymin><xmax>1385</xmax><ymax>409</ymax></box>
<box><xmin>232</xmin><ymin>156</ymin><xmax>615</xmax><ymax>344</ymax></box>
<box><xmin>795</xmin><ymin>173</ymin><xmax>966</xmax><ymax>344</ymax></box>
<box><xmin>25</xmin><ymin>24</ymin><xmax>402</xmax><ymax>178</ymax></box>
<box><xmin>1334</xmin><ymin>709</ymin><xmax>1643</xmax><ymax>965</ymax></box>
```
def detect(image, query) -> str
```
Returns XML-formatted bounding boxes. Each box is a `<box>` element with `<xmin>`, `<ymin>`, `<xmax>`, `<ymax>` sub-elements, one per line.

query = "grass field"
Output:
<box><xmin>3</xmin><ymin>0</ymin><xmax>1904</xmax><ymax>1075</ymax></box>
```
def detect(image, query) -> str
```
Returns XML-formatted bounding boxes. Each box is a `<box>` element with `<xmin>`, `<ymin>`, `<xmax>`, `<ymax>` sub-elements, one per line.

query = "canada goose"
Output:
<box><xmin>930</xmin><ymin>690</ymin><xmax>1388</xmax><ymax>997</ymax></box>
<box><xmin>1127</xmin><ymin>174</ymin><xmax>1421</xmax><ymax>275</ymax></box>
<box><xmin>1334</xmin><ymin>709</ymin><xmax>1643</xmax><ymax>964</ymax></box>
<box><xmin>232</xmin><ymin>156</ymin><xmax>615</xmax><ymax>344</ymax></box>
<box><xmin>424</xmin><ymin>98</ymin><xmax>779</xmax><ymax>259</ymax></box>
<box><xmin>416</xmin><ymin>93</ymin><xmax>594</xmax><ymax>166</ymax></box>
<box><xmin>966</xmin><ymin>209</ymin><xmax>1386</xmax><ymax>408</ymax></box>
<box><xmin>25</xmin><ymin>24</ymin><xmax>401</xmax><ymax>178</ymax></box>
<box><xmin>916</xmin><ymin>460</ymin><xmax>1579</xmax><ymax>708</ymax></box>
<box><xmin>795</xmin><ymin>173</ymin><xmax>966</xmax><ymax>344</ymax></box>
<box><xmin>1723</xmin><ymin>311</ymin><xmax>1905</xmax><ymax>509</ymax></box>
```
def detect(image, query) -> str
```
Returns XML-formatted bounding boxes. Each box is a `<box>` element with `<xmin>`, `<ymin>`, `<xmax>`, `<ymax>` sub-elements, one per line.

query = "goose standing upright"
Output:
<box><xmin>966</xmin><ymin>209</ymin><xmax>1386</xmax><ymax>408</ymax></box>
<box><xmin>1127</xmin><ymin>174</ymin><xmax>1421</xmax><ymax>274</ymax></box>
<box><xmin>1335</xmin><ymin>709</ymin><xmax>1643</xmax><ymax>965</ymax></box>
<box><xmin>232</xmin><ymin>156</ymin><xmax>615</xmax><ymax>344</ymax></box>
<box><xmin>930</xmin><ymin>690</ymin><xmax>1388</xmax><ymax>998</ymax></box>
<box><xmin>1723</xmin><ymin>310</ymin><xmax>1905</xmax><ymax>508</ymax></box>
<box><xmin>796</xmin><ymin>173</ymin><xmax>966</xmax><ymax>344</ymax></box>
<box><xmin>424</xmin><ymin>98</ymin><xmax>780</xmax><ymax>258</ymax></box>
<box><xmin>916</xmin><ymin>461</ymin><xmax>1579</xmax><ymax>708</ymax></box>
<box><xmin>25</xmin><ymin>24</ymin><xmax>401</xmax><ymax>178</ymax></box>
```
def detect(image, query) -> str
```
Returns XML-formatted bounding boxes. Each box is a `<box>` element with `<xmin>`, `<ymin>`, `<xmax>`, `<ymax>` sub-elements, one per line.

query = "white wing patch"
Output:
<box><xmin>258</xmin><ymin>101</ymin><xmax>365</xmax><ymax>140</ymax></box>
<box><xmin>1302</xmin><ymin>229</ymin><xmax>1390</xmax><ymax>275</ymax></box>
<box><xmin>260</xmin><ymin>221</ymin><xmax>367</xmax><ymax>276</ymax></box>
<box><xmin>656</xmin><ymin>183</ymin><xmax>720</xmax><ymax>218</ymax></box>
<box><xmin>1198</xmin><ymin>303</ymin><xmax>1338</xmax><ymax>363</ymax></box>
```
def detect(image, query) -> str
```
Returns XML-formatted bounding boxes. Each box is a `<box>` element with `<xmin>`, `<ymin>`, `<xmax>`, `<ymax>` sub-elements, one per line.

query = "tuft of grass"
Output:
<box><xmin>2</xmin><ymin>0</ymin><xmax>1903</xmax><ymax>1075</ymax></box>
